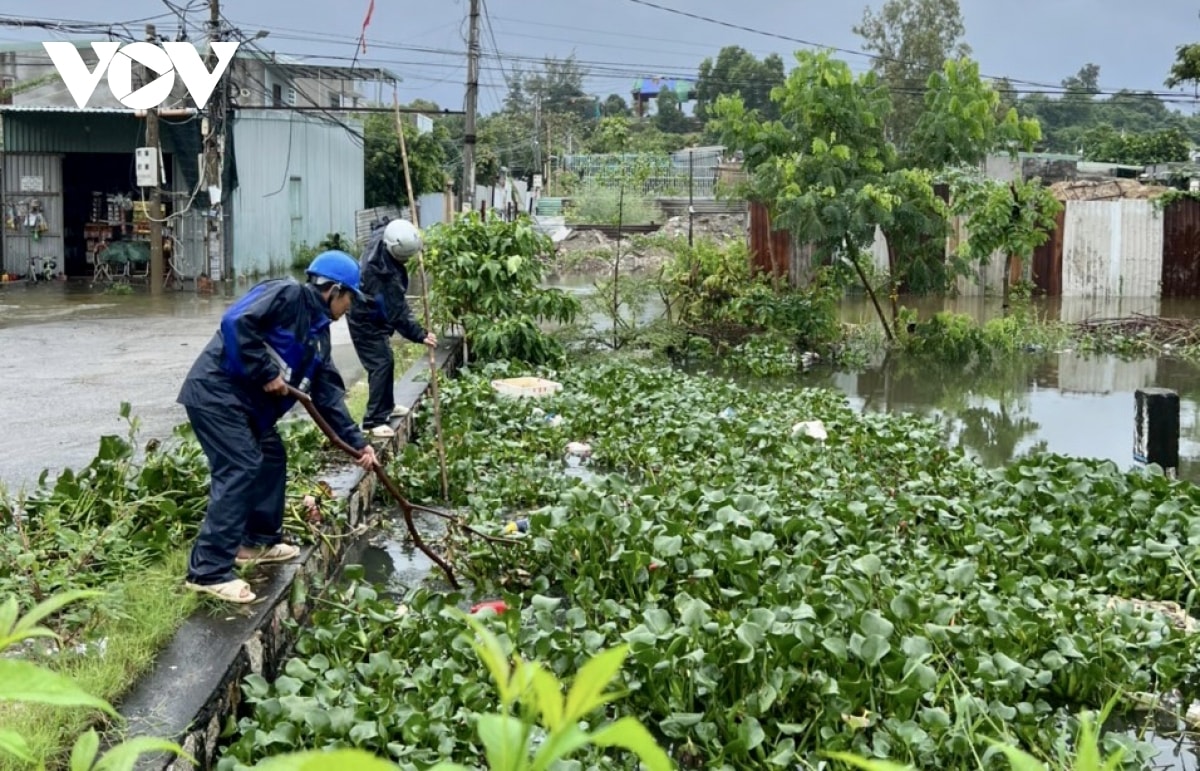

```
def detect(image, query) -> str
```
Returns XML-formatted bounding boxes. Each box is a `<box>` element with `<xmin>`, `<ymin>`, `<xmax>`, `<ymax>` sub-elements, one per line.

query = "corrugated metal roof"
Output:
<box><xmin>0</xmin><ymin>105</ymin><xmax>137</xmax><ymax>114</ymax></box>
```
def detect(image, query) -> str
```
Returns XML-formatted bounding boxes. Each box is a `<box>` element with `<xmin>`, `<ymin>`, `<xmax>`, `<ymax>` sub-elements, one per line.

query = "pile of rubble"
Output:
<box><xmin>551</xmin><ymin>213</ymin><xmax>749</xmax><ymax>275</ymax></box>
<box><xmin>1049</xmin><ymin>178</ymin><xmax>1171</xmax><ymax>201</ymax></box>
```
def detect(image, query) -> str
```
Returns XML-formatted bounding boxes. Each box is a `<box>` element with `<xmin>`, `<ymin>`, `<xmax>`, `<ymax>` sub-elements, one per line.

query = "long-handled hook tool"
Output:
<box><xmin>285</xmin><ymin>385</ymin><xmax>520</xmax><ymax>590</ymax></box>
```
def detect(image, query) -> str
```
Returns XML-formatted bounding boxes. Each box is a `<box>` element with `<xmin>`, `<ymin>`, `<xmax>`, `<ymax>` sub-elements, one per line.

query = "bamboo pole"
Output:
<box><xmin>394</xmin><ymin>90</ymin><xmax>450</xmax><ymax>503</ymax></box>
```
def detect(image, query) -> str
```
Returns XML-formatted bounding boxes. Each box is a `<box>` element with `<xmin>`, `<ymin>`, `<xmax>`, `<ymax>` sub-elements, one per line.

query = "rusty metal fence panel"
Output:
<box><xmin>1162</xmin><ymin>197</ymin><xmax>1200</xmax><ymax>297</ymax></box>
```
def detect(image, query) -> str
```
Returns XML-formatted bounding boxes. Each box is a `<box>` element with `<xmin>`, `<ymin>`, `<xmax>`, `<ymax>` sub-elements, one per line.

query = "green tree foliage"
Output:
<box><xmin>712</xmin><ymin>50</ymin><xmax>901</xmax><ymax>336</ymax></box>
<box><xmin>1019</xmin><ymin>62</ymin><xmax>1197</xmax><ymax>152</ymax></box>
<box><xmin>907</xmin><ymin>58</ymin><xmax>1041</xmax><ymax>170</ymax></box>
<box><xmin>945</xmin><ymin>168</ymin><xmax>1063</xmax><ymax>306</ymax></box>
<box><xmin>1166</xmin><ymin>43</ymin><xmax>1200</xmax><ymax>91</ymax></box>
<box><xmin>363</xmin><ymin>112</ymin><xmax>449</xmax><ymax>210</ymax></box>
<box><xmin>602</xmin><ymin>92</ymin><xmax>631</xmax><ymax>117</ymax></box>
<box><xmin>1081</xmin><ymin>126</ymin><xmax>1191</xmax><ymax>165</ymax></box>
<box><xmin>694</xmin><ymin>46</ymin><xmax>786</xmax><ymax>123</ymax></box>
<box><xmin>853</xmin><ymin>0</ymin><xmax>971</xmax><ymax>149</ymax></box>
<box><xmin>653</xmin><ymin>87</ymin><xmax>691</xmax><ymax>134</ymax></box>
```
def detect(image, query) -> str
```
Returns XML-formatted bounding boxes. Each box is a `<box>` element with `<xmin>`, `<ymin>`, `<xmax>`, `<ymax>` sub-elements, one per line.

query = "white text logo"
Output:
<box><xmin>43</xmin><ymin>41</ymin><xmax>241</xmax><ymax>110</ymax></box>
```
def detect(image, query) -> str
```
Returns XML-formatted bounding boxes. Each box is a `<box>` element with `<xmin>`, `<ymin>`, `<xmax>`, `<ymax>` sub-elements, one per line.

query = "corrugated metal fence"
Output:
<box><xmin>1162</xmin><ymin>198</ymin><xmax>1200</xmax><ymax>297</ymax></box>
<box><xmin>2</xmin><ymin>153</ymin><xmax>63</xmax><ymax>276</ymax></box>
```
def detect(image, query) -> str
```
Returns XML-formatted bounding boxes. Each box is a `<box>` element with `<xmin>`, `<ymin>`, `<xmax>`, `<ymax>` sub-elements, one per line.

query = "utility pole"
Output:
<box><xmin>688</xmin><ymin>149</ymin><xmax>694</xmax><ymax>247</ymax></box>
<box><xmin>144</xmin><ymin>24</ymin><xmax>164</xmax><ymax>295</ymax></box>
<box><xmin>533</xmin><ymin>94</ymin><xmax>542</xmax><ymax>182</ymax></box>
<box><xmin>203</xmin><ymin>0</ymin><xmax>229</xmax><ymax>295</ymax></box>
<box><xmin>461</xmin><ymin>0</ymin><xmax>480</xmax><ymax>214</ymax></box>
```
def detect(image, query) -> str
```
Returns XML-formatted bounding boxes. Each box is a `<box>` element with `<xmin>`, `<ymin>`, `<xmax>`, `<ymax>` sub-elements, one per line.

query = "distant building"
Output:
<box><xmin>0</xmin><ymin>42</ymin><xmax>396</xmax><ymax>281</ymax></box>
<box><xmin>630</xmin><ymin>76</ymin><xmax>695</xmax><ymax>118</ymax></box>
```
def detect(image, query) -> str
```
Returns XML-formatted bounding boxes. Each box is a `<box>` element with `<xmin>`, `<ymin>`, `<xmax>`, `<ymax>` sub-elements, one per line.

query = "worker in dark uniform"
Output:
<box><xmin>347</xmin><ymin>217</ymin><xmax>437</xmax><ymax>440</ymax></box>
<box><xmin>177</xmin><ymin>250</ymin><xmax>378</xmax><ymax>603</ymax></box>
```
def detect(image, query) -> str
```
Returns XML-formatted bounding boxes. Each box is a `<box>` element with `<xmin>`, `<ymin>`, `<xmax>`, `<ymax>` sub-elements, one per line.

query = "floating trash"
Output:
<box><xmin>470</xmin><ymin>599</ymin><xmax>509</xmax><ymax>615</ymax></box>
<box><xmin>791</xmin><ymin>420</ymin><xmax>828</xmax><ymax>441</ymax></box>
<box><xmin>566</xmin><ymin>441</ymin><xmax>592</xmax><ymax>458</ymax></box>
<box><xmin>719</xmin><ymin>407</ymin><xmax>736</xmax><ymax>420</ymax></box>
<box><xmin>503</xmin><ymin>519</ymin><xmax>529</xmax><ymax>535</ymax></box>
<box><xmin>492</xmin><ymin>377</ymin><xmax>563</xmax><ymax>399</ymax></box>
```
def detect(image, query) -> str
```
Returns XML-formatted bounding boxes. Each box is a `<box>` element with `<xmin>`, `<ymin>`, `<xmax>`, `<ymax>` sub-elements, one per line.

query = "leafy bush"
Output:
<box><xmin>423</xmin><ymin>213</ymin><xmax>581</xmax><ymax>365</ymax></box>
<box><xmin>291</xmin><ymin>232</ymin><xmax>361</xmax><ymax>270</ymax></box>
<box><xmin>565</xmin><ymin>183</ymin><xmax>662</xmax><ymax>226</ymax></box>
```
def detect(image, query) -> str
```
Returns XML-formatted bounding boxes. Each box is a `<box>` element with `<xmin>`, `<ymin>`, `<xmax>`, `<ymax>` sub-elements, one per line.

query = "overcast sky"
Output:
<box><xmin>4</xmin><ymin>0</ymin><xmax>1200</xmax><ymax>114</ymax></box>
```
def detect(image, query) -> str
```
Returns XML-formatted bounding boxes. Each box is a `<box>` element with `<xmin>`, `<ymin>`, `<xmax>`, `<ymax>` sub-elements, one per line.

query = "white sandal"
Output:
<box><xmin>391</xmin><ymin>405</ymin><xmax>410</xmax><ymax>417</ymax></box>
<box><xmin>185</xmin><ymin>578</ymin><xmax>257</xmax><ymax>604</ymax></box>
<box><xmin>370</xmin><ymin>425</ymin><xmax>396</xmax><ymax>439</ymax></box>
<box><xmin>235</xmin><ymin>542</ymin><xmax>300</xmax><ymax>567</ymax></box>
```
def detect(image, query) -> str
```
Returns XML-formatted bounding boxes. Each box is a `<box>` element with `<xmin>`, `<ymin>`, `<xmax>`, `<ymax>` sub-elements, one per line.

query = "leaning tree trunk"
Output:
<box><xmin>845</xmin><ymin>241</ymin><xmax>894</xmax><ymax>343</ymax></box>
<box><xmin>1001</xmin><ymin>253</ymin><xmax>1013</xmax><ymax>315</ymax></box>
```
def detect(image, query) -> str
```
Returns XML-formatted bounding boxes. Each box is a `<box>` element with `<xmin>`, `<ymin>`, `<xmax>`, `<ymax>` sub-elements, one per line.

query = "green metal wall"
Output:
<box><xmin>0</xmin><ymin>112</ymin><xmax>193</xmax><ymax>154</ymax></box>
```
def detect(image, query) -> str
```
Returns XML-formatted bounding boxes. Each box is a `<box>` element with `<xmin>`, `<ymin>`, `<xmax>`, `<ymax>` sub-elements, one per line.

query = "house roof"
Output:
<box><xmin>0</xmin><ymin>105</ymin><xmax>136</xmax><ymax>114</ymax></box>
<box><xmin>0</xmin><ymin>40</ymin><xmax>399</xmax><ymax>83</ymax></box>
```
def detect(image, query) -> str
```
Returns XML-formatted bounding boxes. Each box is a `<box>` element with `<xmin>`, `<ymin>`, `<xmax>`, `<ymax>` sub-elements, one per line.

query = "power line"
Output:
<box><xmin>621</xmin><ymin>0</ymin><xmax>1065</xmax><ymax>91</ymax></box>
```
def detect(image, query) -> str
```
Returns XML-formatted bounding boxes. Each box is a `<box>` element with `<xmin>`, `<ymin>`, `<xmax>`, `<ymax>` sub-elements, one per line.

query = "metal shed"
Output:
<box><xmin>0</xmin><ymin>106</ymin><xmax>205</xmax><ymax>279</ymax></box>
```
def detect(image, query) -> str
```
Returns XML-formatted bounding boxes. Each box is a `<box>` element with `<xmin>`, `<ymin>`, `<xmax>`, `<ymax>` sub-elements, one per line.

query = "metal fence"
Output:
<box><xmin>561</xmin><ymin>152</ymin><xmax>724</xmax><ymax>198</ymax></box>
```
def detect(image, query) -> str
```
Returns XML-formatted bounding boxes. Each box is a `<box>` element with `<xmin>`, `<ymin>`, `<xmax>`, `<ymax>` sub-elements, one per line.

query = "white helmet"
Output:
<box><xmin>383</xmin><ymin>218</ymin><xmax>422</xmax><ymax>261</ymax></box>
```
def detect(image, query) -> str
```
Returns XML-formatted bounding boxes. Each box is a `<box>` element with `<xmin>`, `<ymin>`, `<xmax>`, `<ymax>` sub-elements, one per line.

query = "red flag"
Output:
<box><xmin>359</xmin><ymin>0</ymin><xmax>375</xmax><ymax>53</ymax></box>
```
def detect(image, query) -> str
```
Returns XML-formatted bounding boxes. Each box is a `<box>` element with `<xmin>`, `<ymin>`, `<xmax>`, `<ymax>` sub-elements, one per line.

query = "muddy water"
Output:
<box><xmin>0</xmin><ymin>281</ymin><xmax>365</xmax><ymax>490</ymax></box>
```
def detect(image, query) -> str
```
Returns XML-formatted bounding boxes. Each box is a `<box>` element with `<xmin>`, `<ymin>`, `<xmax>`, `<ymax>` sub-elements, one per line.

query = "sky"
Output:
<box><xmin>3</xmin><ymin>0</ymin><xmax>1200</xmax><ymax>115</ymax></box>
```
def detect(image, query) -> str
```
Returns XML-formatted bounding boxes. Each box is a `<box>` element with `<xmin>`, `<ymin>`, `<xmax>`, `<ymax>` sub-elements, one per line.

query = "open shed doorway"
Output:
<box><xmin>62</xmin><ymin>152</ymin><xmax>174</xmax><ymax>278</ymax></box>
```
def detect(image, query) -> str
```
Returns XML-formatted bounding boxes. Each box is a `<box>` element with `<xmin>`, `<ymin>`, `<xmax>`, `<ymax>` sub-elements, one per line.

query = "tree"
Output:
<box><xmin>1080</xmin><ymin>126</ymin><xmax>1190</xmax><ymax>165</ymax></box>
<box><xmin>520</xmin><ymin>55</ymin><xmax>587</xmax><ymax>116</ymax></box>
<box><xmin>654</xmin><ymin>86</ymin><xmax>690</xmax><ymax>134</ymax></box>
<box><xmin>712</xmin><ymin>49</ymin><xmax>901</xmax><ymax>339</ymax></box>
<box><xmin>877</xmin><ymin>58</ymin><xmax>1039</xmax><ymax>304</ymax></box>
<box><xmin>1166</xmin><ymin>43</ymin><xmax>1200</xmax><ymax>92</ymax></box>
<box><xmin>603</xmin><ymin>93</ymin><xmax>631</xmax><ymax>117</ymax></box>
<box><xmin>694</xmin><ymin>46</ymin><xmax>786</xmax><ymax>123</ymax></box>
<box><xmin>363</xmin><ymin>113</ymin><xmax>449</xmax><ymax>210</ymax></box>
<box><xmin>853</xmin><ymin>0</ymin><xmax>971</xmax><ymax>148</ymax></box>
<box><xmin>946</xmin><ymin>169</ymin><xmax>1062</xmax><ymax>308</ymax></box>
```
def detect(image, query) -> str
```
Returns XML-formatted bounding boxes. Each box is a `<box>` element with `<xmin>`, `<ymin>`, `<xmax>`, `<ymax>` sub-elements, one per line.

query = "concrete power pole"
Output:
<box><xmin>533</xmin><ymin>94</ymin><xmax>541</xmax><ymax>181</ymax></box>
<box><xmin>203</xmin><ymin>0</ymin><xmax>229</xmax><ymax>295</ymax></box>
<box><xmin>461</xmin><ymin>0</ymin><xmax>480</xmax><ymax>214</ymax></box>
<box><xmin>144</xmin><ymin>24</ymin><xmax>164</xmax><ymax>295</ymax></box>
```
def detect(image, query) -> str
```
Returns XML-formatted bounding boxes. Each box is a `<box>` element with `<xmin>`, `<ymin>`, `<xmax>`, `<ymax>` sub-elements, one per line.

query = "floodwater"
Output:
<box><xmin>0</xmin><ymin>280</ymin><xmax>365</xmax><ymax>490</ymax></box>
<box><xmin>544</xmin><ymin>274</ymin><xmax>1200</xmax><ymax>485</ymax></box>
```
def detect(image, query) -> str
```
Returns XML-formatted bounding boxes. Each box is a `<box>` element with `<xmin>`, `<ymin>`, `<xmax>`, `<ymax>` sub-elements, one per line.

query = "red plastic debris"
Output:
<box><xmin>470</xmin><ymin>600</ymin><xmax>509</xmax><ymax>615</ymax></box>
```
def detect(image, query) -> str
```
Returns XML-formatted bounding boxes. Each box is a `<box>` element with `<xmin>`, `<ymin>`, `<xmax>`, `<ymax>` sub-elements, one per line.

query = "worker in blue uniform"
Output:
<box><xmin>177</xmin><ymin>251</ymin><xmax>378</xmax><ymax>603</ymax></box>
<box><xmin>347</xmin><ymin>217</ymin><xmax>437</xmax><ymax>440</ymax></box>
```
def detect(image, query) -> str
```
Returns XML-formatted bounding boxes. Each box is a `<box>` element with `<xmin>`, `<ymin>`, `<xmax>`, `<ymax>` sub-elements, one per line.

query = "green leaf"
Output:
<box><xmin>822</xmin><ymin>750</ymin><xmax>915</xmax><ymax>770</ymax></box>
<box><xmin>0</xmin><ymin>730</ymin><xmax>33</xmax><ymax>764</ymax></box>
<box><xmin>254</xmin><ymin>749</ymin><xmax>401</xmax><ymax>770</ymax></box>
<box><xmin>69</xmin><ymin>729</ymin><xmax>100</xmax><ymax>771</ymax></box>
<box><xmin>851</xmin><ymin>554</ymin><xmax>882</xmax><ymax>577</ymax></box>
<box><xmin>0</xmin><ymin>659</ymin><xmax>116</xmax><ymax>716</ymax></box>
<box><xmin>564</xmin><ymin>644</ymin><xmax>629</xmax><ymax>722</ymax></box>
<box><xmin>525</xmin><ymin>662</ymin><xmax>565</xmax><ymax>732</ymax></box>
<box><xmin>2</xmin><ymin>590</ymin><xmax>103</xmax><ymax>650</ymax></box>
<box><xmin>979</xmin><ymin>739</ymin><xmax>1047</xmax><ymax>771</ymax></box>
<box><xmin>589</xmin><ymin>716</ymin><xmax>674</xmax><ymax>771</ymax></box>
<box><xmin>92</xmin><ymin>737</ymin><xmax>187</xmax><ymax>771</ymax></box>
<box><xmin>476</xmin><ymin>713</ymin><xmax>526</xmax><ymax>771</ymax></box>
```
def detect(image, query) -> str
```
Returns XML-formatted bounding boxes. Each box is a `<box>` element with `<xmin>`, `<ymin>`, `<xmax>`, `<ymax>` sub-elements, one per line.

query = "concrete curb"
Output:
<box><xmin>117</xmin><ymin>338</ymin><xmax>465</xmax><ymax>771</ymax></box>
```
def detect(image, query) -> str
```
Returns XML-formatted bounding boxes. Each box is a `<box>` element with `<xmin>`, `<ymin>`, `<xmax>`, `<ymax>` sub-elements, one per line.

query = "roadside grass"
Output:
<box><xmin>0</xmin><ymin>549</ymin><xmax>197</xmax><ymax>770</ymax></box>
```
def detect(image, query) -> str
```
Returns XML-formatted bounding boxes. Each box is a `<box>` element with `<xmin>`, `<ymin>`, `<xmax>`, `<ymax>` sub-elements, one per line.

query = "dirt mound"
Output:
<box><xmin>1049</xmin><ymin>178</ymin><xmax>1170</xmax><ymax>201</ymax></box>
<box><xmin>552</xmin><ymin>213</ymin><xmax>749</xmax><ymax>275</ymax></box>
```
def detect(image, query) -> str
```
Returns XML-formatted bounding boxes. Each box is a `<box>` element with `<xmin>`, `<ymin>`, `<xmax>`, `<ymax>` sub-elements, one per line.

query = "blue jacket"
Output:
<box><xmin>178</xmin><ymin>277</ymin><xmax>367</xmax><ymax>449</ymax></box>
<box><xmin>346</xmin><ymin>225</ymin><xmax>427</xmax><ymax>343</ymax></box>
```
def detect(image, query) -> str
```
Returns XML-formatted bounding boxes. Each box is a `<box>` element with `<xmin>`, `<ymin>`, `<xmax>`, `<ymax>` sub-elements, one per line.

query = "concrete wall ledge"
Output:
<box><xmin>116</xmin><ymin>337</ymin><xmax>465</xmax><ymax>771</ymax></box>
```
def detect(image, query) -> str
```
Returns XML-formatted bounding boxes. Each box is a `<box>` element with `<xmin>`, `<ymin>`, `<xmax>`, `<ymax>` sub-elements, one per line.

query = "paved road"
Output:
<box><xmin>0</xmin><ymin>284</ymin><xmax>364</xmax><ymax>491</ymax></box>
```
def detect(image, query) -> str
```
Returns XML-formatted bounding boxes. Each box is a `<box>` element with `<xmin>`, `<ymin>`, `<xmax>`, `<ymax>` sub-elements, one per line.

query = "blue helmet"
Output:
<box><xmin>306</xmin><ymin>250</ymin><xmax>365</xmax><ymax>300</ymax></box>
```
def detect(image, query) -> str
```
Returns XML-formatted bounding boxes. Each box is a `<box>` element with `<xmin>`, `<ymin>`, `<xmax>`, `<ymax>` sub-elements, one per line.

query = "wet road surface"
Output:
<box><xmin>0</xmin><ymin>282</ymin><xmax>364</xmax><ymax>491</ymax></box>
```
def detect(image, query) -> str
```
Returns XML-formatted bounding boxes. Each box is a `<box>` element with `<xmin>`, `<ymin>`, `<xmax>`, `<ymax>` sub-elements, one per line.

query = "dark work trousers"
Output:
<box><xmin>349</xmin><ymin>326</ymin><xmax>395</xmax><ymax>430</ymax></box>
<box><xmin>185</xmin><ymin>404</ymin><xmax>288</xmax><ymax>585</ymax></box>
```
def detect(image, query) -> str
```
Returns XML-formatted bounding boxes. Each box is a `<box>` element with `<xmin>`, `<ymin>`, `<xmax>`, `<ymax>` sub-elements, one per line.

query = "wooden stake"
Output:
<box><xmin>394</xmin><ymin>91</ymin><xmax>450</xmax><ymax>503</ymax></box>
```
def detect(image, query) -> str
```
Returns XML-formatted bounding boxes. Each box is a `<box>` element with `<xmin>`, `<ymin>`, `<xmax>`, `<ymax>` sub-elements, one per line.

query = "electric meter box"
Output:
<box><xmin>135</xmin><ymin>147</ymin><xmax>160</xmax><ymax>187</ymax></box>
